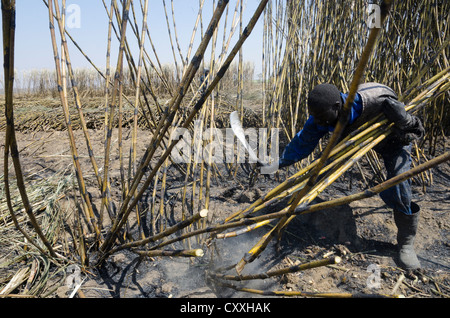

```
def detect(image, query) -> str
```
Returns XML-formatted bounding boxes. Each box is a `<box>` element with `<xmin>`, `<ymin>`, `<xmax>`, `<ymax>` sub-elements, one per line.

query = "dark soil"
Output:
<box><xmin>1</xmin><ymin>128</ymin><xmax>449</xmax><ymax>299</ymax></box>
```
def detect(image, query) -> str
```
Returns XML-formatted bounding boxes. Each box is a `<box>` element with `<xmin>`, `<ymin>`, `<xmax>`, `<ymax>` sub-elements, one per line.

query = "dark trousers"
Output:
<box><xmin>378</xmin><ymin>144</ymin><xmax>413</xmax><ymax>215</ymax></box>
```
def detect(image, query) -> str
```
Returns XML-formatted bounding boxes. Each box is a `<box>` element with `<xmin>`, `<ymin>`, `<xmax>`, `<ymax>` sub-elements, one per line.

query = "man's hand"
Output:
<box><xmin>255</xmin><ymin>160</ymin><xmax>279</xmax><ymax>174</ymax></box>
<box><xmin>260</xmin><ymin>161</ymin><xmax>279</xmax><ymax>175</ymax></box>
<box><xmin>383</xmin><ymin>98</ymin><xmax>413</xmax><ymax>129</ymax></box>
<box><xmin>383</xmin><ymin>98</ymin><xmax>425</xmax><ymax>144</ymax></box>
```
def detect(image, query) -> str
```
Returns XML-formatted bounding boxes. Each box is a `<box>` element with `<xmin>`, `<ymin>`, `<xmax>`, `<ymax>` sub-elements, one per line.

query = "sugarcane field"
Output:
<box><xmin>1</xmin><ymin>0</ymin><xmax>449</xmax><ymax>302</ymax></box>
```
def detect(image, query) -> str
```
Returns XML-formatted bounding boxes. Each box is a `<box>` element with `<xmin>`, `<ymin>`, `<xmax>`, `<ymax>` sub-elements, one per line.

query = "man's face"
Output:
<box><xmin>310</xmin><ymin>102</ymin><xmax>340</xmax><ymax>127</ymax></box>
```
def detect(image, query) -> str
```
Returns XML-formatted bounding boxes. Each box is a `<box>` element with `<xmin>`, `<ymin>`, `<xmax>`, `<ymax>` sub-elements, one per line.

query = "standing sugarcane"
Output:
<box><xmin>2</xmin><ymin>0</ymin><xmax>57</xmax><ymax>258</ymax></box>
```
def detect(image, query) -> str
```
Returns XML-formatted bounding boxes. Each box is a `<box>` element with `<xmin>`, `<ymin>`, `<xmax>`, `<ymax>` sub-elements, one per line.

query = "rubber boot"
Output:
<box><xmin>393</xmin><ymin>202</ymin><xmax>421</xmax><ymax>270</ymax></box>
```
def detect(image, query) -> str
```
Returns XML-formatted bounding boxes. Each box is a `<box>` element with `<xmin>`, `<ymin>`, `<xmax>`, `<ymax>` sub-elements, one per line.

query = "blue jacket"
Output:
<box><xmin>279</xmin><ymin>92</ymin><xmax>363</xmax><ymax>168</ymax></box>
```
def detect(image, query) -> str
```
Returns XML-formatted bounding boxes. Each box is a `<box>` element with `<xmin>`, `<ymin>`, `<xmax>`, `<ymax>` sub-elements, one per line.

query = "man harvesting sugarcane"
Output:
<box><xmin>277</xmin><ymin>83</ymin><xmax>425</xmax><ymax>270</ymax></box>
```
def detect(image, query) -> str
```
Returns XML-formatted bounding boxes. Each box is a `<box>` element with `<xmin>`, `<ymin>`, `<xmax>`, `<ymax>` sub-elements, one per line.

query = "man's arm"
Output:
<box><xmin>279</xmin><ymin>116</ymin><xmax>329</xmax><ymax>168</ymax></box>
<box><xmin>383</xmin><ymin>97</ymin><xmax>415</xmax><ymax>129</ymax></box>
<box><xmin>382</xmin><ymin>97</ymin><xmax>425</xmax><ymax>143</ymax></box>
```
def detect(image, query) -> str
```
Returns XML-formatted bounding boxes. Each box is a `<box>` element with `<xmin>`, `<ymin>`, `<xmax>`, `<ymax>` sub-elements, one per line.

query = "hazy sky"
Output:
<box><xmin>8</xmin><ymin>0</ymin><xmax>264</xmax><ymax>76</ymax></box>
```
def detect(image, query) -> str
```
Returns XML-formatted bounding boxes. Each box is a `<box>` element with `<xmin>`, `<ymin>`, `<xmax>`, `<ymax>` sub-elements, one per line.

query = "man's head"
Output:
<box><xmin>307</xmin><ymin>83</ymin><xmax>342</xmax><ymax>126</ymax></box>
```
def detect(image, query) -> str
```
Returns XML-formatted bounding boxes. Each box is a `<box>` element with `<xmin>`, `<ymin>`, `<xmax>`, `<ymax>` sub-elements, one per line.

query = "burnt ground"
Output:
<box><xmin>0</xmin><ymin>128</ymin><xmax>449</xmax><ymax>299</ymax></box>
